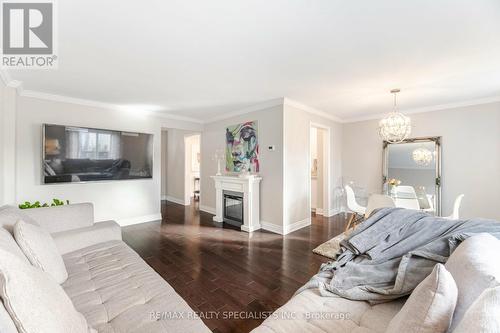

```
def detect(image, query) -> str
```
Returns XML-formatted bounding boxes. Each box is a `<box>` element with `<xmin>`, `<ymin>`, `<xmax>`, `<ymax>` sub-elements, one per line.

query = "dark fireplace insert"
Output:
<box><xmin>223</xmin><ymin>190</ymin><xmax>243</xmax><ymax>227</ymax></box>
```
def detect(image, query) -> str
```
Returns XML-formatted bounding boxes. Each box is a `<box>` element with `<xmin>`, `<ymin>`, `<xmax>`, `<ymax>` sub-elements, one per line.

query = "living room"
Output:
<box><xmin>1</xmin><ymin>1</ymin><xmax>500</xmax><ymax>333</ymax></box>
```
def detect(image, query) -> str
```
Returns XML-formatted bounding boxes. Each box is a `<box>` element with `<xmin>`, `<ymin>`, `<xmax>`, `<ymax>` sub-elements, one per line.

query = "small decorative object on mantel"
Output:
<box><xmin>225</xmin><ymin>121</ymin><xmax>259</xmax><ymax>173</ymax></box>
<box><xmin>213</xmin><ymin>149</ymin><xmax>224</xmax><ymax>176</ymax></box>
<box><xmin>378</xmin><ymin>89</ymin><xmax>412</xmax><ymax>143</ymax></box>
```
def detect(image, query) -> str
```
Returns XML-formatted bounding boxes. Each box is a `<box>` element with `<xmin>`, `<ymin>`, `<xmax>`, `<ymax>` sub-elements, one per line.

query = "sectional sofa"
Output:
<box><xmin>1</xmin><ymin>202</ymin><xmax>498</xmax><ymax>333</ymax></box>
<box><xmin>252</xmin><ymin>232</ymin><xmax>500</xmax><ymax>333</ymax></box>
<box><xmin>0</xmin><ymin>203</ymin><xmax>210</xmax><ymax>333</ymax></box>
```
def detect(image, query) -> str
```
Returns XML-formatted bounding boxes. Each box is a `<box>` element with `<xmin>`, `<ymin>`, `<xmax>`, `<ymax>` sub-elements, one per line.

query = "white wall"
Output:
<box><xmin>1</xmin><ymin>85</ymin><xmax>17</xmax><ymax>206</ymax></box>
<box><xmin>10</xmin><ymin>94</ymin><xmax>201</xmax><ymax>225</ymax></box>
<box><xmin>200</xmin><ymin>105</ymin><xmax>284</xmax><ymax>227</ymax></box>
<box><xmin>283</xmin><ymin>103</ymin><xmax>343</xmax><ymax>230</ymax></box>
<box><xmin>342</xmin><ymin>102</ymin><xmax>500</xmax><ymax>220</ymax></box>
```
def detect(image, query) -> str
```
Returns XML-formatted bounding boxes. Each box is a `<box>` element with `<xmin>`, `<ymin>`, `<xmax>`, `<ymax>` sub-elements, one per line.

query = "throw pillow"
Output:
<box><xmin>445</xmin><ymin>233</ymin><xmax>500</xmax><ymax>331</ymax></box>
<box><xmin>14</xmin><ymin>219</ymin><xmax>68</xmax><ymax>284</ymax></box>
<box><xmin>0</xmin><ymin>248</ymin><xmax>94</xmax><ymax>333</ymax></box>
<box><xmin>386</xmin><ymin>264</ymin><xmax>458</xmax><ymax>333</ymax></box>
<box><xmin>0</xmin><ymin>228</ymin><xmax>30</xmax><ymax>264</ymax></box>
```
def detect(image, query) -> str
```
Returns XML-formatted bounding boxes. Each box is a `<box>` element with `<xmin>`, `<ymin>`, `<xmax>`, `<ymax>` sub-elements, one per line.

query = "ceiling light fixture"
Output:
<box><xmin>378</xmin><ymin>89</ymin><xmax>411</xmax><ymax>143</ymax></box>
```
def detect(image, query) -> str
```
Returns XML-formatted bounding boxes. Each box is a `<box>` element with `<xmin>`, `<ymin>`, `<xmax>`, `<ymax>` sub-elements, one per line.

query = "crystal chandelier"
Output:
<box><xmin>378</xmin><ymin>89</ymin><xmax>411</xmax><ymax>143</ymax></box>
<box><xmin>412</xmin><ymin>148</ymin><xmax>433</xmax><ymax>166</ymax></box>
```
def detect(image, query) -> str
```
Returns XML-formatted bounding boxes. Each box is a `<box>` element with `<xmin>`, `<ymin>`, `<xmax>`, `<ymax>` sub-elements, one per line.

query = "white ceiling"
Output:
<box><xmin>6</xmin><ymin>0</ymin><xmax>500</xmax><ymax>122</ymax></box>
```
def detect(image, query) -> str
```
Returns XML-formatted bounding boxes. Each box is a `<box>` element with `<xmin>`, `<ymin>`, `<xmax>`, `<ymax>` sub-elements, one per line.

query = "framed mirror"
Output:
<box><xmin>382</xmin><ymin>137</ymin><xmax>442</xmax><ymax>216</ymax></box>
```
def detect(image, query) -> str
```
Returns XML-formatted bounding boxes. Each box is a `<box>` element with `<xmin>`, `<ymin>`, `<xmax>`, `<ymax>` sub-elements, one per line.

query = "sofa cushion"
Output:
<box><xmin>0</xmin><ymin>248</ymin><xmax>94</xmax><ymax>333</ymax></box>
<box><xmin>14</xmin><ymin>220</ymin><xmax>68</xmax><ymax>284</ymax></box>
<box><xmin>453</xmin><ymin>286</ymin><xmax>500</xmax><ymax>333</ymax></box>
<box><xmin>52</xmin><ymin>220</ymin><xmax>122</xmax><ymax>255</ymax></box>
<box><xmin>251</xmin><ymin>288</ymin><xmax>405</xmax><ymax>333</ymax></box>
<box><xmin>0</xmin><ymin>223</ymin><xmax>31</xmax><ymax>332</ymax></box>
<box><xmin>21</xmin><ymin>203</ymin><xmax>94</xmax><ymax>234</ymax></box>
<box><xmin>445</xmin><ymin>233</ymin><xmax>500</xmax><ymax>331</ymax></box>
<box><xmin>0</xmin><ymin>228</ymin><xmax>29</xmax><ymax>264</ymax></box>
<box><xmin>0</xmin><ymin>206</ymin><xmax>38</xmax><ymax>233</ymax></box>
<box><xmin>386</xmin><ymin>264</ymin><xmax>457</xmax><ymax>333</ymax></box>
<box><xmin>62</xmin><ymin>240</ymin><xmax>211</xmax><ymax>333</ymax></box>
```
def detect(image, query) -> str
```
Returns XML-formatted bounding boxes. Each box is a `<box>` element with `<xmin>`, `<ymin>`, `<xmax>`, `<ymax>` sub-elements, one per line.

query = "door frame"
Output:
<box><xmin>308</xmin><ymin>122</ymin><xmax>332</xmax><ymax>217</ymax></box>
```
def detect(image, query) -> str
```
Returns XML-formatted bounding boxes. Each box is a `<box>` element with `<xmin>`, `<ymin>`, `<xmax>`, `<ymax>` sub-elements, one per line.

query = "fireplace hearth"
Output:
<box><xmin>211</xmin><ymin>175</ymin><xmax>262</xmax><ymax>232</ymax></box>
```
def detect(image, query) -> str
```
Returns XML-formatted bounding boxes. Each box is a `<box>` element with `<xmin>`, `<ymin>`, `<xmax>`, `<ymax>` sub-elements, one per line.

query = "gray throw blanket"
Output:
<box><xmin>300</xmin><ymin>207</ymin><xmax>500</xmax><ymax>303</ymax></box>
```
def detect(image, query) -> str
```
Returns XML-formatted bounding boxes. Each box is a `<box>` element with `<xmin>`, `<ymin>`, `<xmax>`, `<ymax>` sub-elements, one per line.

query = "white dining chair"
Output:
<box><xmin>365</xmin><ymin>194</ymin><xmax>395</xmax><ymax>218</ymax></box>
<box><xmin>444</xmin><ymin>194</ymin><xmax>465</xmax><ymax>220</ymax></box>
<box><xmin>394</xmin><ymin>186</ymin><xmax>420</xmax><ymax>210</ymax></box>
<box><xmin>424</xmin><ymin>194</ymin><xmax>435</xmax><ymax>213</ymax></box>
<box><xmin>344</xmin><ymin>185</ymin><xmax>366</xmax><ymax>231</ymax></box>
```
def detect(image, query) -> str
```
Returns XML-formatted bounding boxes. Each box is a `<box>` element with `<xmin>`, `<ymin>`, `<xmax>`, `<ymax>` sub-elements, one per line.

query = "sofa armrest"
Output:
<box><xmin>52</xmin><ymin>220</ymin><xmax>122</xmax><ymax>255</ymax></box>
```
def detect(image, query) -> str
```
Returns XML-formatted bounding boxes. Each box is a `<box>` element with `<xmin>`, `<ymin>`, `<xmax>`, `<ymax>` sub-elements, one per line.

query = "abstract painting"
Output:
<box><xmin>225</xmin><ymin>121</ymin><xmax>259</xmax><ymax>173</ymax></box>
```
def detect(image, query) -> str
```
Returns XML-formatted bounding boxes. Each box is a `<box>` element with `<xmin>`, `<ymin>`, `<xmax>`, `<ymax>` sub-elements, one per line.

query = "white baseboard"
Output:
<box><xmin>325</xmin><ymin>208</ymin><xmax>341</xmax><ymax>217</ymax></box>
<box><xmin>261</xmin><ymin>221</ymin><xmax>283</xmax><ymax>235</ymax></box>
<box><xmin>165</xmin><ymin>196</ymin><xmax>189</xmax><ymax>206</ymax></box>
<box><xmin>284</xmin><ymin>217</ymin><xmax>311</xmax><ymax>234</ymax></box>
<box><xmin>161</xmin><ymin>195</ymin><xmax>168</xmax><ymax>200</ymax></box>
<box><xmin>314</xmin><ymin>208</ymin><xmax>341</xmax><ymax>217</ymax></box>
<box><xmin>241</xmin><ymin>223</ymin><xmax>262</xmax><ymax>233</ymax></box>
<box><xmin>199</xmin><ymin>205</ymin><xmax>216</xmax><ymax>215</ymax></box>
<box><xmin>116</xmin><ymin>213</ymin><xmax>162</xmax><ymax>227</ymax></box>
<box><xmin>261</xmin><ymin>217</ymin><xmax>311</xmax><ymax>235</ymax></box>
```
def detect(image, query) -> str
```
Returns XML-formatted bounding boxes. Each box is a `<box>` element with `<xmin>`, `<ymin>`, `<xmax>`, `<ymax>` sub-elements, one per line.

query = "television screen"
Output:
<box><xmin>42</xmin><ymin>124</ymin><xmax>153</xmax><ymax>184</ymax></box>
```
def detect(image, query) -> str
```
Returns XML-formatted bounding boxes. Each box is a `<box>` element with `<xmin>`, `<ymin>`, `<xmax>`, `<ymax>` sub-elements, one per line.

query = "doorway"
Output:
<box><xmin>184</xmin><ymin>134</ymin><xmax>201</xmax><ymax>205</ymax></box>
<box><xmin>309</xmin><ymin>124</ymin><xmax>331</xmax><ymax>217</ymax></box>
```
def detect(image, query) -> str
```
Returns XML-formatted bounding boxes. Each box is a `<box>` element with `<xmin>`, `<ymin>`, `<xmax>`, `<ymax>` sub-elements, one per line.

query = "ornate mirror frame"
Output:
<box><xmin>382</xmin><ymin>137</ymin><xmax>442</xmax><ymax>216</ymax></box>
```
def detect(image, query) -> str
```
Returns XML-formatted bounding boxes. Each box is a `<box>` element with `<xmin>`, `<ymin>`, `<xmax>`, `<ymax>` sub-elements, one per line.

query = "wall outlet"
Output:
<box><xmin>268</xmin><ymin>145</ymin><xmax>276</xmax><ymax>151</ymax></box>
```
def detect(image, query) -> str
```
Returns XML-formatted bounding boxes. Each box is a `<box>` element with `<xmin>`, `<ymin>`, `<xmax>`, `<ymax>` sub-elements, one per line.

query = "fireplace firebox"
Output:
<box><xmin>223</xmin><ymin>190</ymin><xmax>243</xmax><ymax>227</ymax></box>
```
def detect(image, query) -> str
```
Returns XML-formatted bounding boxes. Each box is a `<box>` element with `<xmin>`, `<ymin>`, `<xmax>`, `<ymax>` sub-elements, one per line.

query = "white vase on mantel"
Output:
<box><xmin>216</xmin><ymin>159</ymin><xmax>222</xmax><ymax>176</ymax></box>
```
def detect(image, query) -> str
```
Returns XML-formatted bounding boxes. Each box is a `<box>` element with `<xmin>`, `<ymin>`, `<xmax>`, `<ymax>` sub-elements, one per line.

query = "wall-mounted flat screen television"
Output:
<box><xmin>42</xmin><ymin>124</ymin><xmax>153</xmax><ymax>184</ymax></box>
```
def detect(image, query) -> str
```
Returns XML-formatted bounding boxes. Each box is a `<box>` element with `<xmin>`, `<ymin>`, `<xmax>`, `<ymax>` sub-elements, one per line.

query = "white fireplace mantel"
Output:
<box><xmin>211</xmin><ymin>175</ymin><xmax>262</xmax><ymax>232</ymax></box>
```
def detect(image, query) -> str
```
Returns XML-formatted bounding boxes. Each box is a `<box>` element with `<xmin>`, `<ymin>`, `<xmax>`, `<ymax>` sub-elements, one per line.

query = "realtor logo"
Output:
<box><xmin>1</xmin><ymin>0</ymin><xmax>57</xmax><ymax>68</ymax></box>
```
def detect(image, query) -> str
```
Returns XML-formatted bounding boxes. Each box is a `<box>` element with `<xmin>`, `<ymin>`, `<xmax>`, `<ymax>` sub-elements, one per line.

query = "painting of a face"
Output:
<box><xmin>225</xmin><ymin>121</ymin><xmax>259</xmax><ymax>173</ymax></box>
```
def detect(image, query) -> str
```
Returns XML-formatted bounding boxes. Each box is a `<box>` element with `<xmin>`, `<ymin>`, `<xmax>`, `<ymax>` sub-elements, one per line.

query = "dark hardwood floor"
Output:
<box><xmin>122</xmin><ymin>201</ymin><xmax>347</xmax><ymax>333</ymax></box>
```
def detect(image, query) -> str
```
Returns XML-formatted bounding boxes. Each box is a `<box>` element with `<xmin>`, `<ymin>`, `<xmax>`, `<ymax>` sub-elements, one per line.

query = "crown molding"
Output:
<box><xmin>204</xmin><ymin>98</ymin><xmax>285</xmax><ymax>123</ymax></box>
<box><xmin>20</xmin><ymin>89</ymin><xmax>123</xmax><ymax>110</ymax></box>
<box><xmin>18</xmin><ymin>89</ymin><xmax>203</xmax><ymax>123</ymax></box>
<box><xmin>283</xmin><ymin>97</ymin><xmax>342</xmax><ymax>122</ymax></box>
<box><xmin>204</xmin><ymin>97</ymin><xmax>343</xmax><ymax>124</ymax></box>
<box><xmin>4</xmin><ymin>73</ymin><xmax>499</xmax><ymax>125</ymax></box>
<box><xmin>342</xmin><ymin>95</ymin><xmax>500</xmax><ymax>123</ymax></box>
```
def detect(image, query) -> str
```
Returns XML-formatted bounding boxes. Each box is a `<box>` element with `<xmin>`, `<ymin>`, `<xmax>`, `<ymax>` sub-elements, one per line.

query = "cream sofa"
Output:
<box><xmin>252</xmin><ymin>233</ymin><xmax>500</xmax><ymax>333</ymax></box>
<box><xmin>0</xmin><ymin>203</ymin><xmax>210</xmax><ymax>333</ymax></box>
